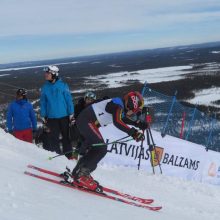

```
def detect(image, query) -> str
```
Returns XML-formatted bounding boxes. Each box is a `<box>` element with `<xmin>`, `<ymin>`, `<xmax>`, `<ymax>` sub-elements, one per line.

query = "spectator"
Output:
<box><xmin>69</xmin><ymin>91</ymin><xmax>97</xmax><ymax>159</ymax></box>
<box><xmin>6</xmin><ymin>88</ymin><xmax>37</xmax><ymax>143</ymax></box>
<box><xmin>74</xmin><ymin>91</ymin><xmax>97</xmax><ymax>118</ymax></box>
<box><xmin>40</xmin><ymin>65</ymin><xmax>74</xmax><ymax>159</ymax></box>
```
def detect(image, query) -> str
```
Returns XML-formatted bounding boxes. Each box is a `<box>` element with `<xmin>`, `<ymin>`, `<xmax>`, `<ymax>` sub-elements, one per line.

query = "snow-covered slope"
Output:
<box><xmin>0</xmin><ymin>128</ymin><xmax>219</xmax><ymax>220</ymax></box>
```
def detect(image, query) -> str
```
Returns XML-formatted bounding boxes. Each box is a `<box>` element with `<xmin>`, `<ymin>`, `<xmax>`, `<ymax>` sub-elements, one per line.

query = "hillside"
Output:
<box><xmin>1</xmin><ymin>42</ymin><xmax>220</xmax><ymax>115</ymax></box>
<box><xmin>0</xmin><ymin>128</ymin><xmax>219</xmax><ymax>220</ymax></box>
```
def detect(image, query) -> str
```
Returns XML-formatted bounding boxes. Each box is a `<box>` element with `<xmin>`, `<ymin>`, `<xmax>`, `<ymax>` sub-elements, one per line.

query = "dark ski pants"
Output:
<box><xmin>69</xmin><ymin>123</ymin><xmax>82</xmax><ymax>149</ymax></box>
<box><xmin>46</xmin><ymin>116</ymin><xmax>72</xmax><ymax>158</ymax></box>
<box><xmin>73</xmin><ymin>106</ymin><xmax>107</xmax><ymax>175</ymax></box>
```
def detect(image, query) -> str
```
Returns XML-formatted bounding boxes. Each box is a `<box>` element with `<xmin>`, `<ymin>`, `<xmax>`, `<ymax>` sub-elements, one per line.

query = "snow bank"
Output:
<box><xmin>0</xmin><ymin>128</ymin><xmax>220</xmax><ymax>220</ymax></box>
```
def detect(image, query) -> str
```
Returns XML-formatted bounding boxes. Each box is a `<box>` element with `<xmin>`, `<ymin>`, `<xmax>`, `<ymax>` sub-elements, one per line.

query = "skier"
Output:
<box><xmin>64</xmin><ymin>91</ymin><xmax>149</xmax><ymax>192</ymax></box>
<box><xmin>6</xmin><ymin>88</ymin><xmax>37</xmax><ymax>143</ymax></box>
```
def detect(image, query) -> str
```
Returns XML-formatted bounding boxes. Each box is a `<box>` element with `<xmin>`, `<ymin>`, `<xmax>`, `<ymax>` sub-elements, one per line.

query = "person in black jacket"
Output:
<box><xmin>69</xmin><ymin>91</ymin><xmax>97</xmax><ymax>159</ymax></box>
<box><xmin>74</xmin><ymin>91</ymin><xmax>97</xmax><ymax>118</ymax></box>
<box><xmin>64</xmin><ymin>91</ymin><xmax>148</xmax><ymax>192</ymax></box>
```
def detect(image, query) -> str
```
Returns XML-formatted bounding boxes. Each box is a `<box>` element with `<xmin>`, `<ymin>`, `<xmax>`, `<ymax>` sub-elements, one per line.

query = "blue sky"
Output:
<box><xmin>1</xmin><ymin>0</ymin><xmax>220</xmax><ymax>64</ymax></box>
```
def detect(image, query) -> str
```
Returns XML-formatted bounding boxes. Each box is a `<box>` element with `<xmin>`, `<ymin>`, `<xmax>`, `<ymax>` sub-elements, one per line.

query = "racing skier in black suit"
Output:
<box><xmin>64</xmin><ymin>91</ymin><xmax>148</xmax><ymax>192</ymax></box>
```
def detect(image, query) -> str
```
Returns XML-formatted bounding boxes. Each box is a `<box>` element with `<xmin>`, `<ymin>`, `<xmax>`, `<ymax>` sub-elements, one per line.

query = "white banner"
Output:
<box><xmin>201</xmin><ymin>150</ymin><xmax>220</xmax><ymax>185</ymax></box>
<box><xmin>99</xmin><ymin>124</ymin><xmax>220</xmax><ymax>185</ymax></box>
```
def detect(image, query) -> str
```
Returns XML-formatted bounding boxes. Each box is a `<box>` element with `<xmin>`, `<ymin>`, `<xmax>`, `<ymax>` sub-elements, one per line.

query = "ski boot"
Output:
<box><xmin>74</xmin><ymin>168</ymin><xmax>103</xmax><ymax>193</ymax></box>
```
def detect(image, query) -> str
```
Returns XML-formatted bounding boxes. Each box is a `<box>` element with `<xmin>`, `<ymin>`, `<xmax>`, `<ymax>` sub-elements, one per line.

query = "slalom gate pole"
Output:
<box><xmin>148</xmin><ymin>127</ymin><xmax>163</xmax><ymax>174</ymax></box>
<box><xmin>161</xmin><ymin>90</ymin><xmax>177</xmax><ymax>138</ymax></box>
<box><xmin>48</xmin><ymin>135</ymin><xmax>132</xmax><ymax>160</ymax></box>
<box><xmin>137</xmin><ymin>130</ymin><xmax>145</xmax><ymax>170</ymax></box>
<box><xmin>146</xmin><ymin>129</ymin><xmax>155</xmax><ymax>174</ymax></box>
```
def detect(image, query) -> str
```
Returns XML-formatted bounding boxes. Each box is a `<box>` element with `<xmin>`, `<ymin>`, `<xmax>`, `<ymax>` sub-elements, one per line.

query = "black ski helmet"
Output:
<box><xmin>16</xmin><ymin>88</ymin><xmax>27</xmax><ymax>97</ymax></box>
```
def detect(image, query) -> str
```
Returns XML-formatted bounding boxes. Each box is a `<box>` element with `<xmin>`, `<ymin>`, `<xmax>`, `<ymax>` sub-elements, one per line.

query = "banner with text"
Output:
<box><xmin>99</xmin><ymin>124</ymin><xmax>220</xmax><ymax>185</ymax></box>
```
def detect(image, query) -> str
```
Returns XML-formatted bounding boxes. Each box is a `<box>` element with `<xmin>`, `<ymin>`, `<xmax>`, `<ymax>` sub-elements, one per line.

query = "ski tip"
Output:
<box><xmin>48</xmin><ymin>157</ymin><xmax>53</xmax><ymax>160</ymax></box>
<box><xmin>24</xmin><ymin>171</ymin><xmax>33</xmax><ymax>176</ymax></box>
<box><xmin>142</xmin><ymin>199</ymin><xmax>154</xmax><ymax>204</ymax></box>
<box><xmin>150</xmin><ymin>206</ymin><xmax>162</xmax><ymax>211</ymax></box>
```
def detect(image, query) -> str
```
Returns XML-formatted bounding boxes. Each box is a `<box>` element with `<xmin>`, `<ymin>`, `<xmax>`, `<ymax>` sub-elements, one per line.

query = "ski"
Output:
<box><xmin>24</xmin><ymin>171</ymin><xmax>162</xmax><ymax>211</ymax></box>
<box><xmin>27</xmin><ymin>164</ymin><xmax>154</xmax><ymax>205</ymax></box>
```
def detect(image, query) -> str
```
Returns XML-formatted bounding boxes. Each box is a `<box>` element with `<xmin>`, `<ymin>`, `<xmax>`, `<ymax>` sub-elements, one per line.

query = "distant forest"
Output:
<box><xmin>1</xmin><ymin>42</ymin><xmax>220</xmax><ymax>118</ymax></box>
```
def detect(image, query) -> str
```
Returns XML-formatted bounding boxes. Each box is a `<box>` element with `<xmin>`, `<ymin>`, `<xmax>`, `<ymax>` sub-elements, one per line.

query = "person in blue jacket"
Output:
<box><xmin>40</xmin><ymin>65</ymin><xmax>74</xmax><ymax>159</ymax></box>
<box><xmin>6</xmin><ymin>88</ymin><xmax>37</xmax><ymax>143</ymax></box>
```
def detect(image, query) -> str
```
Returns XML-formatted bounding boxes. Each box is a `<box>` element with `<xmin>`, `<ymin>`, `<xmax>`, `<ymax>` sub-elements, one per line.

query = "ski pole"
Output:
<box><xmin>146</xmin><ymin>129</ymin><xmax>155</xmax><ymax>174</ymax></box>
<box><xmin>92</xmin><ymin>136</ymin><xmax>132</xmax><ymax>147</ymax></box>
<box><xmin>48</xmin><ymin>150</ymin><xmax>74</xmax><ymax>160</ymax></box>
<box><xmin>109</xmin><ymin>135</ymin><xmax>130</xmax><ymax>143</ymax></box>
<box><xmin>48</xmin><ymin>135</ymin><xmax>132</xmax><ymax>160</ymax></box>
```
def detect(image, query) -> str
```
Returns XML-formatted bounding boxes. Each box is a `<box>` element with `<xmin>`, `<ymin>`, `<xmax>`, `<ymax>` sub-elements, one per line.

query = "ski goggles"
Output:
<box><xmin>84</xmin><ymin>92</ymin><xmax>97</xmax><ymax>100</ymax></box>
<box><xmin>43</xmin><ymin>67</ymin><xmax>52</xmax><ymax>73</ymax></box>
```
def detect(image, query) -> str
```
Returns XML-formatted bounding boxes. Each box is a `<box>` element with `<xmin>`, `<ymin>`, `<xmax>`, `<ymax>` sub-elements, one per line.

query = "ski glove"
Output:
<box><xmin>133</xmin><ymin>131</ymin><xmax>145</xmax><ymax>142</ymax></box>
<box><xmin>136</xmin><ymin>121</ymin><xmax>149</xmax><ymax>130</ymax></box>
<box><xmin>128</xmin><ymin>127</ymin><xmax>145</xmax><ymax>142</ymax></box>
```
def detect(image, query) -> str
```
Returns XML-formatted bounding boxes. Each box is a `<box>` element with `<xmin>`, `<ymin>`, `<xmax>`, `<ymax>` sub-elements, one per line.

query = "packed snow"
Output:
<box><xmin>0</xmin><ymin>61</ymin><xmax>82</xmax><ymax>72</ymax></box>
<box><xmin>85</xmin><ymin>65</ymin><xmax>192</xmax><ymax>87</ymax></box>
<box><xmin>188</xmin><ymin>87</ymin><xmax>220</xmax><ymax>107</ymax></box>
<box><xmin>1</xmin><ymin>62</ymin><xmax>220</xmax><ymax>108</ymax></box>
<box><xmin>84</xmin><ymin>63</ymin><xmax>220</xmax><ymax>108</ymax></box>
<box><xmin>0</xmin><ymin>74</ymin><xmax>10</xmax><ymax>77</ymax></box>
<box><xmin>0</xmin><ymin>128</ymin><xmax>219</xmax><ymax>220</ymax></box>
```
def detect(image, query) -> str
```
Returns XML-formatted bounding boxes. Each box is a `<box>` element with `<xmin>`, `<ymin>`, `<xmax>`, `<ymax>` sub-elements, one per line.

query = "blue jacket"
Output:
<box><xmin>40</xmin><ymin>79</ymin><xmax>74</xmax><ymax>118</ymax></box>
<box><xmin>6</xmin><ymin>99</ymin><xmax>37</xmax><ymax>132</ymax></box>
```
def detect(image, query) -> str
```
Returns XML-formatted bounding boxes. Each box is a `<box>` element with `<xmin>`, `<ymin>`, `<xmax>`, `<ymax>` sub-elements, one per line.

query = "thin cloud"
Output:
<box><xmin>1</xmin><ymin>0</ymin><xmax>220</xmax><ymax>63</ymax></box>
<box><xmin>1</xmin><ymin>0</ymin><xmax>220</xmax><ymax>36</ymax></box>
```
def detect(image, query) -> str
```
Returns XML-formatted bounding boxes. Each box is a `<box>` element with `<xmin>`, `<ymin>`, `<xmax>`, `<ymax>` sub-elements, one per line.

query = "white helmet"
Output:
<box><xmin>44</xmin><ymin>65</ymin><xmax>59</xmax><ymax>77</ymax></box>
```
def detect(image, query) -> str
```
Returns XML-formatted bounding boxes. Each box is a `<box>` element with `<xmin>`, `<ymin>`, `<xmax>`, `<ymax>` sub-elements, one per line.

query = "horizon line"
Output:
<box><xmin>1</xmin><ymin>40</ymin><xmax>220</xmax><ymax>66</ymax></box>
